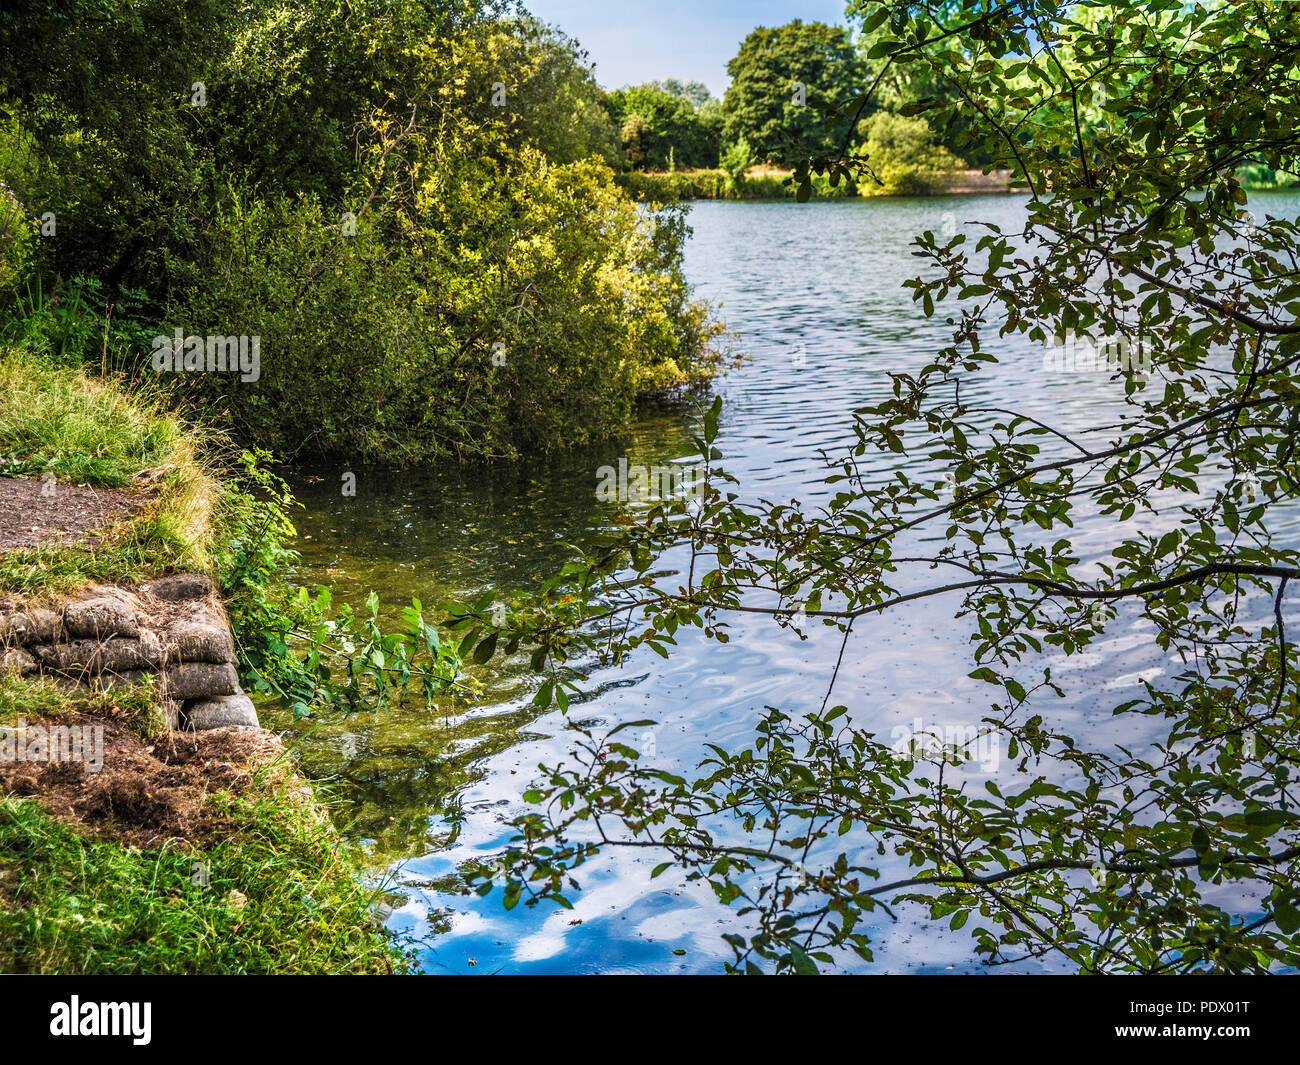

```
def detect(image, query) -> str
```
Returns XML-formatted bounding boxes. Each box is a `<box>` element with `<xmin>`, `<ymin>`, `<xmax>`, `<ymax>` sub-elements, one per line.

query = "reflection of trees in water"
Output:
<box><xmin>287</xmin><ymin>668</ymin><xmax>653</xmax><ymax>861</ymax></box>
<box><xmin>271</xmin><ymin>398</ymin><xmax>709</xmax><ymax>860</ymax></box>
<box><xmin>288</xmin><ymin>710</ymin><xmax>536</xmax><ymax>860</ymax></box>
<box><xmin>285</xmin><ymin>398</ymin><xmax>705</xmax><ymax>620</ymax></box>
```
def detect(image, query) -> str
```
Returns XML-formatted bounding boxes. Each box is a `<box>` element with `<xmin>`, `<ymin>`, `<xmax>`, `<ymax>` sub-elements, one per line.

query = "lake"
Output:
<box><xmin>274</xmin><ymin>192</ymin><xmax>1300</xmax><ymax>973</ymax></box>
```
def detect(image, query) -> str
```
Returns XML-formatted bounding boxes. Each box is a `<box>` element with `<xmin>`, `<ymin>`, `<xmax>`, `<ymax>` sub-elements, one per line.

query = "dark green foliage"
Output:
<box><xmin>721</xmin><ymin>20</ymin><xmax>862</xmax><ymax>165</ymax></box>
<box><xmin>619</xmin><ymin>168</ymin><xmax>855</xmax><ymax>202</ymax></box>
<box><xmin>0</xmin><ymin>0</ymin><xmax>233</xmax><ymax>291</ymax></box>
<box><xmin>606</xmin><ymin>84</ymin><xmax>722</xmax><ymax>170</ymax></box>
<box><xmin>0</xmin><ymin>1</ymin><xmax>723</xmax><ymax>462</ymax></box>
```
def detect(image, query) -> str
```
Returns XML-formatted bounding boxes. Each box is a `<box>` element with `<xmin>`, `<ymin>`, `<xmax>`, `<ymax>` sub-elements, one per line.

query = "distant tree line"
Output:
<box><xmin>603</xmin><ymin>17</ymin><xmax>973</xmax><ymax>196</ymax></box>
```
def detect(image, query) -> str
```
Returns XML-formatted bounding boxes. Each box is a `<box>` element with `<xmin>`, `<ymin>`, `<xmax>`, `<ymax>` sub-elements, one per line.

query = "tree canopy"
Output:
<box><xmin>722</xmin><ymin>19</ymin><xmax>863</xmax><ymax>166</ymax></box>
<box><xmin>605</xmin><ymin>83</ymin><xmax>722</xmax><ymax>170</ymax></box>
<box><xmin>0</xmin><ymin>0</ymin><xmax>724</xmax><ymax>461</ymax></box>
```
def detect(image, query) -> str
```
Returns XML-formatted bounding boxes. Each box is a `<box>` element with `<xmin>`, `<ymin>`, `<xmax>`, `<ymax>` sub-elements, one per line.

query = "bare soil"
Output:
<box><xmin>0</xmin><ymin>713</ymin><xmax>289</xmax><ymax>848</ymax></box>
<box><xmin>0</xmin><ymin>475</ymin><xmax>146</xmax><ymax>552</ymax></box>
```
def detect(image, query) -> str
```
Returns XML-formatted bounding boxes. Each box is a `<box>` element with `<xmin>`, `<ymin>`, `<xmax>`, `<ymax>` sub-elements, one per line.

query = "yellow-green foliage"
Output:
<box><xmin>169</xmin><ymin>27</ymin><xmax>727</xmax><ymax>462</ymax></box>
<box><xmin>857</xmin><ymin>112</ymin><xmax>964</xmax><ymax>197</ymax></box>
<box><xmin>0</xmin><ymin>4</ymin><xmax>726</xmax><ymax>465</ymax></box>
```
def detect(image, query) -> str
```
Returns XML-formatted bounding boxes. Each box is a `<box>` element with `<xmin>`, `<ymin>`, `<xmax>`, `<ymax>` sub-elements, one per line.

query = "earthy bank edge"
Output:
<box><xmin>0</xmin><ymin>342</ymin><xmax>419</xmax><ymax>972</ymax></box>
<box><xmin>0</xmin><ymin>569</ymin><xmax>412</xmax><ymax>974</ymax></box>
<box><xmin>0</xmin><ymin>463</ymin><xmax>411</xmax><ymax>974</ymax></box>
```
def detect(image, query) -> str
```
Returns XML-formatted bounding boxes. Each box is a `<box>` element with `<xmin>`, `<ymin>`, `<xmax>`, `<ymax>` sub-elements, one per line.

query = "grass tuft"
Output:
<box><xmin>0</xmin><ymin>786</ymin><xmax>413</xmax><ymax>974</ymax></box>
<box><xmin>0</xmin><ymin>349</ymin><xmax>222</xmax><ymax>593</ymax></box>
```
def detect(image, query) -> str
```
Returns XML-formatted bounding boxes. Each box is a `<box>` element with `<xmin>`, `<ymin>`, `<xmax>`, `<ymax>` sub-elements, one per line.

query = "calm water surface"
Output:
<box><xmin>274</xmin><ymin>192</ymin><xmax>1300</xmax><ymax>973</ymax></box>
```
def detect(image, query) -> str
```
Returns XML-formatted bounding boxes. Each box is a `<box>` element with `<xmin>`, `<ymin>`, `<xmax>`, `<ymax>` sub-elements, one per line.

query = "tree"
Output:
<box><xmin>720</xmin><ymin>137</ymin><xmax>755</xmax><ymax>185</ymax></box>
<box><xmin>844</xmin><ymin>0</ymin><xmax>986</xmax><ymax>163</ymax></box>
<box><xmin>606</xmin><ymin>84</ymin><xmax>720</xmax><ymax>169</ymax></box>
<box><xmin>0</xmin><ymin>0</ymin><xmax>238</xmax><ymax>290</ymax></box>
<box><xmin>721</xmin><ymin>20</ymin><xmax>861</xmax><ymax>166</ymax></box>
<box><xmin>483</xmin><ymin>18</ymin><xmax>621</xmax><ymax>168</ymax></box>
<box><xmin>645</xmin><ymin>78</ymin><xmax>715</xmax><ymax>109</ymax></box>
<box><xmin>856</xmin><ymin>111</ymin><xmax>963</xmax><ymax>195</ymax></box>
<box><xmin>482</xmin><ymin>0</ymin><xmax>1300</xmax><ymax>974</ymax></box>
<box><xmin>0</xmin><ymin>0</ymin><xmax>722</xmax><ymax>462</ymax></box>
<box><xmin>620</xmin><ymin>113</ymin><xmax>649</xmax><ymax>167</ymax></box>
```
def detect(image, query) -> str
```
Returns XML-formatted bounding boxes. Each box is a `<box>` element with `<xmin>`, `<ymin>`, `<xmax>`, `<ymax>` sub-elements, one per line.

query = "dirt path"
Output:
<box><xmin>0</xmin><ymin>475</ymin><xmax>145</xmax><ymax>552</ymax></box>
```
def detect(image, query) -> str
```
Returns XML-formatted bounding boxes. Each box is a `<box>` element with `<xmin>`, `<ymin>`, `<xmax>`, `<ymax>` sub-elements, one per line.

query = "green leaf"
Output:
<box><xmin>788</xmin><ymin>944</ymin><xmax>819</xmax><ymax>975</ymax></box>
<box><xmin>472</xmin><ymin>632</ymin><xmax>498</xmax><ymax>664</ymax></box>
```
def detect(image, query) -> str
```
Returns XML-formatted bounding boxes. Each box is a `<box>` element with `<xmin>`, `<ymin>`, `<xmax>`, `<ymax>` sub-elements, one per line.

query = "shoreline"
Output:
<box><xmin>618</xmin><ymin>166</ymin><xmax>1024</xmax><ymax>201</ymax></box>
<box><xmin>620</xmin><ymin>166</ymin><xmax>1296</xmax><ymax>202</ymax></box>
<box><xmin>0</xmin><ymin>352</ymin><xmax>408</xmax><ymax>974</ymax></box>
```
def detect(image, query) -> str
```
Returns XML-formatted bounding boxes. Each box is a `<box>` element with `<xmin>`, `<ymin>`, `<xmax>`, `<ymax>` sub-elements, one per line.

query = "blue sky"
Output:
<box><xmin>519</xmin><ymin>0</ymin><xmax>853</xmax><ymax>97</ymax></box>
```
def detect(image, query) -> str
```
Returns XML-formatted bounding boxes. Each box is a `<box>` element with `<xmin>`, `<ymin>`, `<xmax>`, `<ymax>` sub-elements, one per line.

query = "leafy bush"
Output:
<box><xmin>856</xmin><ymin>112</ymin><xmax>965</xmax><ymax>196</ymax></box>
<box><xmin>215</xmin><ymin>451</ymin><xmax>465</xmax><ymax>719</ymax></box>
<box><xmin>0</xmin><ymin>276</ymin><xmax>155</xmax><ymax>372</ymax></box>
<box><xmin>606</xmin><ymin>84</ymin><xmax>722</xmax><ymax>169</ymax></box>
<box><xmin>0</xmin><ymin>1</ymin><xmax>724</xmax><ymax>464</ymax></box>
<box><xmin>169</xmin><ymin>149</ymin><xmax>723</xmax><ymax>461</ymax></box>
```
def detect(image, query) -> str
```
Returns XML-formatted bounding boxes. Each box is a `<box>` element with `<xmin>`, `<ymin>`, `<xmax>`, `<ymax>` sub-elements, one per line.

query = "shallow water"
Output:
<box><xmin>274</xmin><ymin>191</ymin><xmax>1300</xmax><ymax>973</ymax></box>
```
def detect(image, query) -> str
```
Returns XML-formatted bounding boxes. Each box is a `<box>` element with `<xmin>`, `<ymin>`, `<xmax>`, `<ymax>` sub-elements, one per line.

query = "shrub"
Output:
<box><xmin>856</xmin><ymin>112</ymin><xmax>965</xmax><ymax>196</ymax></box>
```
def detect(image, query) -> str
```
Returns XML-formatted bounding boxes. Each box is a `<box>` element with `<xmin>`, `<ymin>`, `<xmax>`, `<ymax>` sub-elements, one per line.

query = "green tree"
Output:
<box><xmin>844</xmin><ymin>0</ymin><xmax>985</xmax><ymax>162</ymax></box>
<box><xmin>488</xmin><ymin>0</ymin><xmax>1300</xmax><ymax>974</ymax></box>
<box><xmin>620</xmin><ymin>113</ymin><xmax>650</xmax><ymax>167</ymax></box>
<box><xmin>606</xmin><ymin>84</ymin><xmax>720</xmax><ymax>169</ymax></box>
<box><xmin>484</xmin><ymin>18</ymin><xmax>621</xmax><ymax>168</ymax></box>
<box><xmin>0</xmin><ymin>0</ymin><xmax>238</xmax><ymax>290</ymax></box>
<box><xmin>720</xmin><ymin>137</ymin><xmax>755</xmax><ymax>187</ymax></box>
<box><xmin>0</xmin><ymin>1</ymin><xmax>721</xmax><ymax>462</ymax></box>
<box><xmin>721</xmin><ymin>19</ymin><xmax>861</xmax><ymax>166</ymax></box>
<box><xmin>645</xmin><ymin>78</ymin><xmax>716</xmax><ymax>109</ymax></box>
<box><xmin>856</xmin><ymin>111</ymin><xmax>963</xmax><ymax>195</ymax></box>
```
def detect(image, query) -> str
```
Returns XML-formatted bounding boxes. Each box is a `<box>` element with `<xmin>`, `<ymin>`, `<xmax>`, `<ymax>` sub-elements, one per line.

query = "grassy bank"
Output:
<box><xmin>0</xmin><ymin>350</ymin><xmax>410</xmax><ymax>974</ymax></box>
<box><xmin>0</xmin><ymin>351</ymin><xmax>218</xmax><ymax>595</ymax></box>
